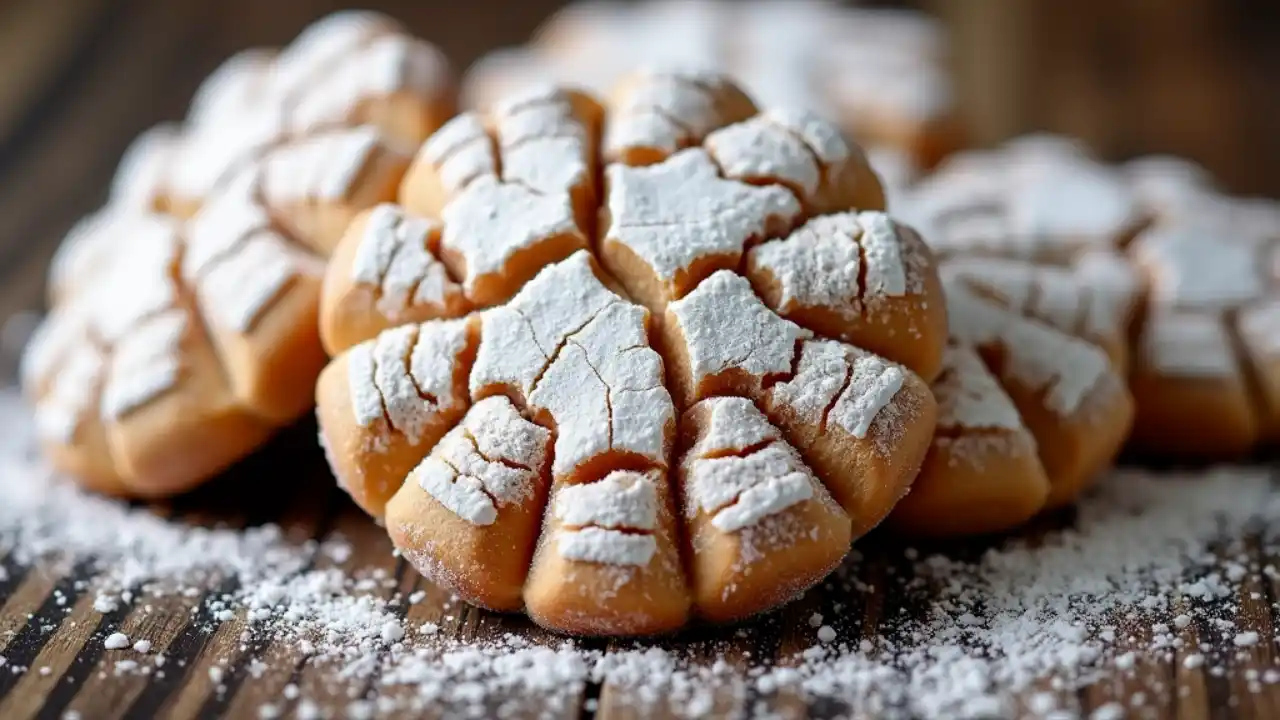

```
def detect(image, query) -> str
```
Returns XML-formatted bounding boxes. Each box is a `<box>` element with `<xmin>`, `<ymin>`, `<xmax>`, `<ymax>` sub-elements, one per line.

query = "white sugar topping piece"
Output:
<box><xmin>1006</xmin><ymin>159</ymin><xmax>1138</xmax><ymax>243</ymax></box>
<box><xmin>751</xmin><ymin>213</ymin><xmax>860</xmax><ymax>311</ymax></box>
<box><xmin>350</xmin><ymin>204</ymin><xmax>455</xmax><ymax>316</ymax></box>
<box><xmin>556</xmin><ymin>526</ymin><xmax>658</xmax><ymax>567</ymax></box>
<box><xmin>348</xmin><ymin>318</ymin><xmax>471</xmax><ymax>435</ymax></box>
<box><xmin>183</xmin><ymin>185</ymin><xmax>271</xmax><ymax>280</ymax></box>
<box><xmin>693</xmin><ymin>396</ymin><xmax>780</xmax><ymax>454</ymax></box>
<box><xmin>1139</xmin><ymin>311</ymin><xmax>1238</xmax><ymax>378</ymax></box>
<box><xmin>606</xmin><ymin>73</ymin><xmax>720</xmax><ymax>156</ymax></box>
<box><xmin>766</xmin><ymin>340</ymin><xmax>853</xmax><ymax>427</ymax></box>
<box><xmin>705</xmin><ymin>117</ymin><xmax>820</xmax><ymax>199</ymax></box>
<box><xmin>606</xmin><ymin>150</ymin><xmax>801</xmax><ymax>287</ymax></box>
<box><xmin>1132</xmin><ymin>227</ymin><xmax>1266</xmax><ymax>311</ymax></box>
<box><xmin>684</xmin><ymin>397</ymin><xmax>814</xmax><ymax>532</ymax></box>
<box><xmin>372</xmin><ymin>326</ymin><xmax>430</xmax><ymax>443</ymax></box>
<box><xmin>101</xmin><ymin>310</ymin><xmax>187</xmax><ymax>420</ymax></box>
<box><xmin>168</xmin><ymin>109</ymin><xmax>285</xmax><ymax>201</ymax></box>
<box><xmin>270</xmin><ymin>10</ymin><xmax>398</xmax><ymax>99</ymax></box>
<box><xmin>554</xmin><ymin>471</ymin><xmax>661</xmax><ymax>567</ymax></box>
<box><xmin>933</xmin><ymin>343</ymin><xmax>1023</xmax><ymax>431</ymax></box>
<box><xmin>668</xmin><ymin>271</ymin><xmax>810</xmax><ymax>393</ymax></box>
<box><xmin>833</xmin><ymin>353</ymin><xmax>905</xmax><ymax>439</ymax></box>
<box><xmin>492</xmin><ymin>87</ymin><xmax>591</xmax><ymax>197</ymax></box>
<box><xmin>414</xmin><ymin>398</ymin><xmax>548</xmax><ymax>526</ymax></box>
<box><xmin>187</xmin><ymin>48</ymin><xmax>273</xmax><ymax>127</ymax></box>
<box><xmin>857</xmin><ymin>211</ymin><xmax>908</xmax><ymax>297</ymax></box>
<box><xmin>555</xmin><ymin>471</ymin><xmax>659</xmax><ymax>530</ymax></box>
<box><xmin>415</xmin><ymin>458</ymin><xmax>497</xmax><ymax>525</ymax></box>
<box><xmin>76</xmin><ymin>217</ymin><xmax>181</xmax><ymax>345</ymax></box>
<box><xmin>440</xmin><ymin>176</ymin><xmax>582</xmax><ymax>296</ymax></box>
<box><xmin>529</xmin><ymin>301</ymin><xmax>672</xmax><ymax>478</ymax></box>
<box><xmin>765</xmin><ymin>107</ymin><xmax>850</xmax><ymax>166</ymax></box>
<box><xmin>947</xmin><ymin>282</ymin><xmax>1110</xmax><ymax>416</ymax></box>
<box><xmin>422</xmin><ymin>113</ymin><xmax>496</xmax><ymax>196</ymax></box>
<box><xmin>259</xmin><ymin>127</ymin><xmax>385</xmax><ymax>203</ymax></box>
<box><xmin>200</xmin><ymin>233</ymin><xmax>299</xmax><ymax>333</ymax></box>
<box><xmin>347</xmin><ymin>342</ymin><xmax>383</xmax><ymax>430</ymax></box>
<box><xmin>471</xmin><ymin>252</ymin><xmax>616</xmax><ymax>398</ymax></box>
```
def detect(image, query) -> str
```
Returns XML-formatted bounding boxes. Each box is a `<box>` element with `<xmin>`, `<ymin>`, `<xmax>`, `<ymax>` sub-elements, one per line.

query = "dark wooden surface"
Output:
<box><xmin>0</xmin><ymin>2</ymin><xmax>1278</xmax><ymax>718</ymax></box>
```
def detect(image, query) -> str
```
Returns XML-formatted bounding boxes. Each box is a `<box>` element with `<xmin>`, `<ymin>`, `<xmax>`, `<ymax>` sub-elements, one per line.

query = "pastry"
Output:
<box><xmin>24</xmin><ymin>12</ymin><xmax>453</xmax><ymax>496</ymax></box>
<box><xmin>315</xmin><ymin>74</ymin><xmax>947</xmax><ymax>635</ymax></box>
<box><xmin>460</xmin><ymin>1</ymin><xmax>962</xmax><ymax>170</ymax></box>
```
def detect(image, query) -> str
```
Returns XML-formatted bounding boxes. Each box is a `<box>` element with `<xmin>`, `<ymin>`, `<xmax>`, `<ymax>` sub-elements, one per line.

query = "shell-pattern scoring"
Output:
<box><xmin>899</xmin><ymin>135</ymin><xmax>1280</xmax><ymax>462</ymax></box>
<box><xmin>22</xmin><ymin>12</ymin><xmax>454</xmax><ymax>497</ymax></box>
<box><xmin>315</xmin><ymin>72</ymin><xmax>949</xmax><ymax>635</ymax></box>
<box><xmin>460</xmin><ymin>0</ymin><xmax>961</xmax><ymax>171</ymax></box>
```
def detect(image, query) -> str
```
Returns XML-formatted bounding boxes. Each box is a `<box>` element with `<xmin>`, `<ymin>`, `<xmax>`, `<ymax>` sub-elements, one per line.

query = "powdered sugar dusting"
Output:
<box><xmin>2</xmin><ymin>389</ymin><xmax>1280</xmax><ymax>717</ymax></box>
<box><xmin>99</xmin><ymin>309</ymin><xmax>187</xmax><ymax>420</ymax></box>
<box><xmin>668</xmin><ymin>270</ymin><xmax>809</xmax><ymax>398</ymax></box>
<box><xmin>605</xmin><ymin>149</ymin><xmax>801</xmax><ymax>290</ymax></box>
<box><xmin>933</xmin><ymin>342</ymin><xmax>1023</xmax><ymax>431</ymax></box>
<box><xmin>1138</xmin><ymin>310</ymin><xmax>1238</xmax><ymax>378</ymax></box>
<box><xmin>683</xmin><ymin>397</ymin><xmax>815</xmax><ymax>532</ymax></box>
<box><xmin>350</xmin><ymin>204</ymin><xmax>457</xmax><ymax>317</ymax></box>
<box><xmin>554</xmin><ymin>472</ymin><xmax>660</xmax><ymax>566</ymax></box>
<box><xmin>946</xmin><ymin>281</ymin><xmax>1110</xmax><ymax>417</ymax></box>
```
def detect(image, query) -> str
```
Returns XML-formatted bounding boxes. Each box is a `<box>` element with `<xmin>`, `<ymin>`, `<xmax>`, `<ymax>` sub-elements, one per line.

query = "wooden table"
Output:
<box><xmin>0</xmin><ymin>1</ymin><xmax>1278</xmax><ymax>718</ymax></box>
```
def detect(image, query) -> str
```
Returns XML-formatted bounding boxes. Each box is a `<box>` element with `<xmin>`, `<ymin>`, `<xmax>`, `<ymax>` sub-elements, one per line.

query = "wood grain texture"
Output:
<box><xmin>0</xmin><ymin>1</ymin><xmax>1277</xmax><ymax>718</ymax></box>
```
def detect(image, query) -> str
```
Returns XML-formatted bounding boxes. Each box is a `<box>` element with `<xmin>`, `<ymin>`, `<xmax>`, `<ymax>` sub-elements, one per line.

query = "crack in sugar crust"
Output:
<box><xmin>605</xmin><ymin>149</ymin><xmax>801</xmax><ymax>301</ymax></box>
<box><xmin>748</xmin><ymin>211</ymin><xmax>924</xmax><ymax>319</ymax></box>
<box><xmin>472</xmin><ymin>252</ymin><xmax>673</xmax><ymax>480</ymax></box>
<box><xmin>348</xmin><ymin>318</ymin><xmax>472</xmax><ymax>443</ymax></box>
<box><xmin>666</xmin><ymin>270</ymin><xmax>811</xmax><ymax>401</ymax></box>
<box><xmin>682</xmin><ymin>397</ymin><xmax>814</xmax><ymax>532</ymax></box>
<box><xmin>413</xmin><ymin>396</ymin><xmax>550</xmax><ymax>526</ymax></box>
<box><xmin>553</xmin><ymin>471</ymin><xmax>660</xmax><ymax>566</ymax></box>
<box><xmin>349</xmin><ymin>204</ymin><xmax>462</xmax><ymax>317</ymax></box>
<box><xmin>440</xmin><ymin>176</ymin><xmax>584</xmax><ymax>299</ymax></box>
<box><xmin>493</xmin><ymin>86</ymin><xmax>593</xmax><ymax>198</ymax></box>
<box><xmin>256</xmin><ymin>126</ymin><xmax>388</xmax><ymax>204</ymax></box>
<box><xmin>605</xmin><ymin>71</ymin><xmax>747</xmax><ymax>161</ymax></box>
<box><xmin>946</xmin><ymin>281</ymin><xmax>1111</xmax><ymax>417</ymax></box>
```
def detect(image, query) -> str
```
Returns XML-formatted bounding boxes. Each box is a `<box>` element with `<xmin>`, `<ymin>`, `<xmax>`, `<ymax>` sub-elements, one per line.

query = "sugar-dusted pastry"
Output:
<box><xmin>888</xmin><ymin>340</ymin><xmax>1049</xmax><ymax>536</ymax></box>
<box><xmin>317</xmin><ymin>76</ymin><xmax>946</xmax><ymax>635</ymax></box>
<box><xmin>146</xmin><ymin>11</ymin><xmax>454</xmax><ymax>219</ymax></box>
<box><xmin>460</xmin><ymin>1</ymin><xmax>962</xmax><ymax>169</ymax></box>
<box><xmin>944</xmin><ymin>280</ymin><xmax>1133</xmax><ymax>509</ymax></box>
<box><xmin>24</xmin><ymin>12</ymin><xmax>452</xmax><ymax>497</ymax></box>
<box><xmin>26</xmin><ymin>127</ymin><xmax>414</xmax><ymax>497</ymax></box>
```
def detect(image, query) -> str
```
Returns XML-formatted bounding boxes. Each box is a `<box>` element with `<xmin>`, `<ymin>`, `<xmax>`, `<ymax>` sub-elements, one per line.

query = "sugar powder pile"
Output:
<box><xmin>1</xmin><ymin>387</ymin><xmax>1279</xmax><ymax>718</ymax></box>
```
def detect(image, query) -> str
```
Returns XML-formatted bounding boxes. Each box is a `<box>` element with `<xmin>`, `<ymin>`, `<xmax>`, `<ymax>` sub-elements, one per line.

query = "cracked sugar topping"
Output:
<box><xmin>668</xmin><ymin>270</ymin><xmax>810</xmax><ymax>395</ymax></box>
<box><xmin>946</xmin><ymin>281</ymin><xmax>1110</xmax><ymax>417</ymax></box>
<box><xmin>554</xmin><ymin>471</ymin><xmax>660</xmax><ymax>566</ymax></box>
<box><xmin>605</xmin><ymin>70</ymin><xmax>738</xmax><ymax>158</ymax></box>
<box><xmin>474</xmin><ymin>252</ymin><xmax>672</xmax><ymax>479</ymax></box>
<box><xmin>350</xmin><ymin>204</ymin><xmax>458</xmax><ymax>317</ymax></box>
<box><xmin>606</xmin><ymin>149</ymin><xmax>801</xmax><ymax>287</ymax></box>
<box><xmin>100</xmin><ymin>310</ymin><xmax>188</xmax><ymax>420</ymax></box>
<box><xmin>415</xmin><ymin>396</ymin><xmax>550</xmax><ymax>526</ymax></box>
<box><xmin>683</xmin><ymin>397</ymin><xmax>814</xmax><ymax>533</ymax></box>
<box><xmin>1138</xmin><ymin>311</ymin><xmax>1239</xmax><ymax>378</ymax></box>
<box><xmin>348</xmin><ymin>318</ymin><xmax>472</xmax><ymax>442</ymax></box>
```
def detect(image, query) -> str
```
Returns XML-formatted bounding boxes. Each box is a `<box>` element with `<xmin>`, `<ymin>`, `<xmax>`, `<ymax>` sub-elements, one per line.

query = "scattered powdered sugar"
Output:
<box><xmin>5</xmin><ymin>386</ymin><xmax>1280</xmax><ymax>717</ymax></box>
